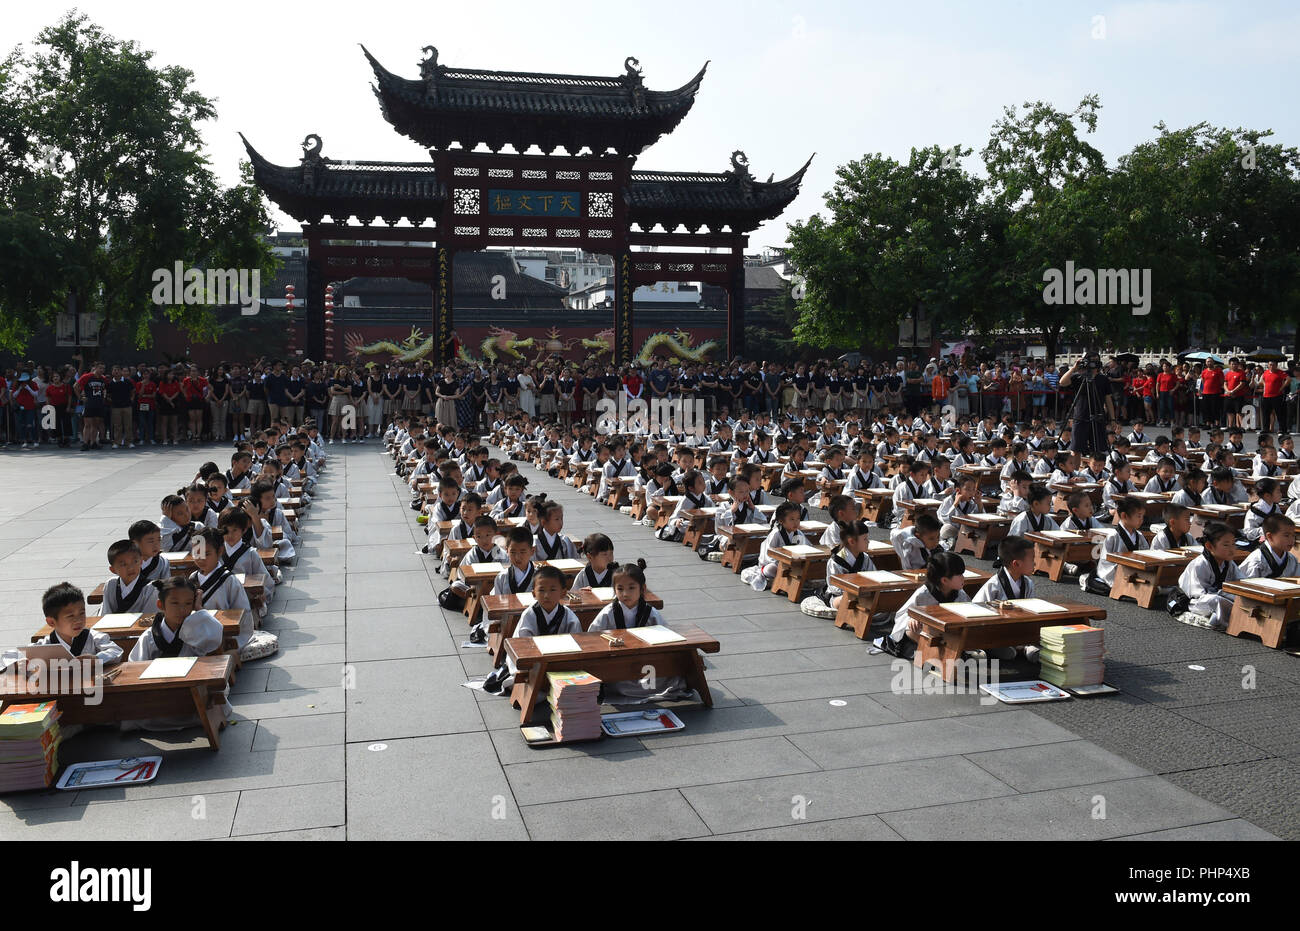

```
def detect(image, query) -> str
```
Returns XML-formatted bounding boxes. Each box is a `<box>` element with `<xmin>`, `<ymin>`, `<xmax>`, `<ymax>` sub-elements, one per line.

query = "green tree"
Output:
<box><xmin>979</xmin><ymin>96</ymin><xmax>1121</xmax><ymax>362</ymax></box>
<box><xmin>1110</xmin><ymin>124</ymin><xmax>1300</xmax><ymax>349</ymax></box>
<box><xmin>0</xmin><ymin>13</ymin><xmax>276</xmax><ymax>354</ymax></box>
<box><xmin>786</xmin><ymin>145</ymin><xmax>985</xmax><ymax>352</ymax></box>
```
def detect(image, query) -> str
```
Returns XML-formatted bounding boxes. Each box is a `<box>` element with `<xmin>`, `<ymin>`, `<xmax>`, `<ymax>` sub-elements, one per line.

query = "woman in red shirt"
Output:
<box><xmin>1154</xmin><ymin>362</ymin><xmax>1177</xmax><ymax>426</ymax></box>
<box><xmin>181</xmin><ymin>365</ymin><xmax>208</xmax><ymax>443</ymax></box>
<box><xmin>156</xmin><ymin>368</ymin><xmax>183</xmax><ymax>445</ymax></box>
<box><xmin>1259</xmin><ymin>361</ymin><xmax>1290</xmax><ymax>433</ymax></box>
<box><xmin>44</xmin><ymin>372</ymin><xmax>71</xmax><ymax>446</ymax></box>
<box><xmin>1222</xmin><ymin>359</ymin><xmax>1249</xmax><ymax>430</ymax></box>
<box><xmin>136</xmin><ymin>369</ymin><xmax>159</xmax><ymax>445</ymax></box>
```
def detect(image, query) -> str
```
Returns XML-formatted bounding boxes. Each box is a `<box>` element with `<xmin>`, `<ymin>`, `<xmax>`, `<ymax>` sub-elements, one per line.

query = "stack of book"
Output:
<box><xmin>0</xmin><ymin>701</ymin><xmax>62</xmax><ymax>792</ymax></box>
<box><xmin>547</xmin><ymin>671</ymin><xmax>602</xmax><ymax>742</ymax></box>
<box><xmin>1038</xmin><ymin>625</ymin><xmax>1106</xmax><ymax>688</ymax></box>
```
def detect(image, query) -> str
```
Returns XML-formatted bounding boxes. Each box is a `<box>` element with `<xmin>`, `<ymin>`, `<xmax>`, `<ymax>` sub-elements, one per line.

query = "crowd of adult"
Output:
<box><xmin>2</xmin><ymin>352</ymin><xmax>1298</xmax><ymax>450</ymax></box>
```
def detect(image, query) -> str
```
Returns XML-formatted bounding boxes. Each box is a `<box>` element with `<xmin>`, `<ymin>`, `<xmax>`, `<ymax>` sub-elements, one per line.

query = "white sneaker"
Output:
<box><xmin>129</xmin><ymin>443</ymin><xmax>136</xmax><ymax>448</ymax></box>
<box><xmin>1021</xmin><ymin>645</ymin><xmax>1040</xmax><ymax>663</ymax></box>
<box><xmin>328</xmin><ymin>438</ymin><xmax>334</xmax><ymax>445</ymax></box>
<box><xmin>1078</xmin><ymin>572</ymin><xmax>1091</xmax><ymax>593</ymax></box>
<box><xmin>20</xmin><ymin>443</ymin><xmax>29</xmax><ymax>450</ymax></box>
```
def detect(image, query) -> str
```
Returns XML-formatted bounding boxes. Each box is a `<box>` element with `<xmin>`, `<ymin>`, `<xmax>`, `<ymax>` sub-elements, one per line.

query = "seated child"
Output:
<box><xmin>534</xmin><ymin>500</ymin><xmax>580</xmax><ymax>561</ymax></box>
<box><xmin>747</xmin><ymin>502</ymin><xmax>806</xmax><ymax>592</ymax></box>
<box><xmin>1143</xmin><ymin>457</ymin><xmax>1182</xmax><ymax>495</ymax></box>
<box><xmin>1175</xmin><ymin>521</ymin><xmax>1241</xmax><ymax>630</ymax></box>
<box><xmin>1101</xmin><ymin>462</ymin><xmax>1135</xmax><ymax>522</ymax></box>
<box><xmin>891</xmin><ymin>460</ymin><xmax>931</xmax><ymax>529</ymax></box>
<box><xmin>187</xmin><ymin>527</ymin><xmax>254</xmax><ymax>645</ymax></box>
<box><xmin>1009</xmin><ymin>485</ymin><xmax>1060</xmax><ymax>536</ymax></box>
<box><xmin>129</xmin><ymin>519</ymin><xmax>172</xmax><ymax>582</ymax></box>
<box><xmin>184</xmin><ymin>483</ymin><xmax>220</xmax><ymax>529</ymax></box>
<box><xmin>1172</xmin><ymin>468</ymin><xmax>1209</xmax><ymax>508</ymax></box>
<box><xmin>997</xmin><ymin>471</ymin><xmax>1032</xmax><ymax>518</ymax></box>
<box><xmin>124</xmin><ymin>577</ymin><xmax>229</xmax><ymax>729</ymax></box>
<box><xmin>160</xmin><ymin>493</ymin><xmax>202</xmax><ymax>552</ymax></box>
<box><xmin>973</xmin><ymin>536</ymin><xmax>1041</xmax><ymax>661</ymax></box>
<box><xmin>1149</xmin><ymin>503</ymin><xmax>1196</xmax><ymax>551</ymax></box>
<box><xmin>1082</xmin><ymin>498</ymin><xmax>1148</xmax><ymax>595</ymax></box>
<box><xmin>37</xmin><ymin>581</ymin><xmax>123</xmax><ymax>663</ymax></box>
<box><xmin>439</xmin><ymin>516</ymin><xmax>508</xmax><ymax>612</ymax></box>
<box><xmin>1244</xmin><ymin>477</ymin><xmax>1285</xmax><ymax>543</ymax></box>
<box><xmin>489</xmin><ymin>474</ymin><xmax>528</xmax><ymax>521</ymax></box>
<box><xmin>886</xmin><ymin>551</ymin><xmax>970</xmax><ymax>659</ymax></box>
<box><xmin>96</xmin><ymin>539</ymin><xmax>155</xmax><ymax>616</ymax></box>
<box><xmin>571</xmin><ymin>533</ymin><xmax>618</xmax><ymax>593</ymax></box>
<box><xmin>801</xmin><ymin>519</ymin><xmax>877</xmax><ymax>619</ymax></box>
<box><xmin>938</xmin><ymin>475</ymin><xmax>981</xmax><ymax>549</ymax></box>
<box><xmin>818</xmin><ymin>494</ymin><xmax>859</xmax><ymax>548</ymax></box>
<box><xmin>891</xmin><ymin>512</ymin><xmax>943</xmax><ymax>571</ymax></box>
<box><xmin>660</xmin><ymin>470</ymin><xmax>712</xmax><ymax>542</ymax></box>
<box><xmin>1238</xmin><ymin>513</ymin><xmax>1298</xmax><ymax>579</ymax></box>
<box><xmin>588</xmin><ymin>562</ymin><xmax>692</xmax><ymax>702</ymax></box>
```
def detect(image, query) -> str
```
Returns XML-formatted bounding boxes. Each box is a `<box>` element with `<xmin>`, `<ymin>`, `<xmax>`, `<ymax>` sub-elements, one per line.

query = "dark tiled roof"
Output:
<box><xmin>363</xmin><ymin>46</ymin><xmax>705</xmax><ymax>155</ymax></box>
<box><xmin>627</xmin><ymin>156</ymin><xmax>812</xmax><ymax>233</ymax></box>
<box><xmin>242</xmin><ymin>134</ymin><xmax>445</xmax><ymax>225</ymax></box>
<box><xmin>244</xmin><ymin>137</ymin><xmax>811</xmax><ymax>234</ymax></box>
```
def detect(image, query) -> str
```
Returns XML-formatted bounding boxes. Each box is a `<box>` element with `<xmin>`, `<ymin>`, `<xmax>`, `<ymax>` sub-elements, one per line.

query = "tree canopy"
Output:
<box><xmin>787</xmin><ymin>95</ymin><xmax>1300</xmax><ymax>361</ymax></box>
<box><xmin>0</xmin><ymin>12</ymin><xmax>277</xmax><ymax>354</ymax></box>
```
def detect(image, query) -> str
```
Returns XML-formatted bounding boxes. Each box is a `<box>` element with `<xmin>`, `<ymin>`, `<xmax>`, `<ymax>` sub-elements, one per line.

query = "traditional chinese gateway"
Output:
<box><xmin>243</xmin><ymin>45</ymin><xmax>811</xmax><ymax>365</ymax></box>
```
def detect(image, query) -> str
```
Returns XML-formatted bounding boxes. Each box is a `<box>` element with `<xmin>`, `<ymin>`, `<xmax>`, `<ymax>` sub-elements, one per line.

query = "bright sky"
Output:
<box><xmin>6</xmin><ymin>1</ymin><xmax>1298</xmax><ymax>251</ymax></box>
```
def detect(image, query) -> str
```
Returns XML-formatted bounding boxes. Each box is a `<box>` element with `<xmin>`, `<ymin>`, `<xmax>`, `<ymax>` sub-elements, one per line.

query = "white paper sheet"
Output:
<box><xmin>139</xmin><ymin>657</ymin><xmax>197</xmax><ymax>679</ymax></box>
<box><xmin>93</xmin><ymin>614</ymin><xmax>141</xmax><ymax>630</ymax></box>
<box><xmin>532</xmin><ymin>634</ymin><xmax>581</xmax><ymax>655</ymax></box>
<box><xmin>626</xmin><ymin>626</ymin><xmax>687</xmax><ymax>645</ymax></box>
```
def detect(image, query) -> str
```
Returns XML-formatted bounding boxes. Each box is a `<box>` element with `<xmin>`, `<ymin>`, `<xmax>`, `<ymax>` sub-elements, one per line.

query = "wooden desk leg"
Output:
<box><xmin>464</xmin><ymin>590</ymin><xmax>481</xmax><ymax>624</ymax></box>
<box><xmin>517</xmin><ymin>663</ymin><xmax>550</xmax><ymax>725</ymax></box>
<box><xmin>771</xmin><ymin>563</ymin><xmax>793</xmax><ymax>598</ymax></box>
<box><xmin>687</xmin><ymin>652</ymin><xmax>714</xmax><ymax>707</ymax></box>
<box><xmin>785</xmin><ymin>564</ymin><xmax>808</xmax><ymax>603</ymax></box>
<box><xmin>955</xmin><ymin>528</ymin><xmax>976</xmax><ymax>556</ymax></box>
<box><xmin>835</xmin><ymin>596</ymin><xmax>873</xmax><ymax>640</ymax></box>
<box><xmin>1036</xmin><ymin>544</ymin><xmax>1065</xmax><ymax>582</ymax></box>
<box><xmin>190</xmin><ymin>685</ymin><xmax>224</xmax><ymax>751</ymax></box>
<box><xmin>1227</xmin><ymin>599</ymin><xmax>1289</xmax><ymax>649</ymax></box>
<box><xmin>683</xmin><ymin>525</ymin><xmax>703</xmax><ymax>550</ymax></box>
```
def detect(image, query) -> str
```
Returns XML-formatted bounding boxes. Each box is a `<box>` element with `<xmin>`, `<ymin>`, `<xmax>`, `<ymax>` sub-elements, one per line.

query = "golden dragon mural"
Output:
<box><xmin>344</xmin><ymin>326</ymin><xmax>720</xmax><ymax>365</ymax></box>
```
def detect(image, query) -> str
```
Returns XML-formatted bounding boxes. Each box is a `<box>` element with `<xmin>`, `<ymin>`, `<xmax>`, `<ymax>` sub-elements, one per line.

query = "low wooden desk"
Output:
<box><xmin>681</xmin><ymin>509</ymin><xmax>719</xmax><ymax>551</ymax></box>
<box><xmin>827</xmin><ymin>569</ymin><xmax>990</xmax><ymax>640</ymax></box>
<box><xmin>32</xmin><ymin>609</ymin><xmax>246</xmax><ymax>657</ymax></box>
<box><xmin>717</xmin><ymin>523</ymin><xmax>769</xmax><ymax>573</ymax></box>
<box><xmin>483</xmin><ymin>589</ymin><xmax>665</xmax><ymax>665</ymax></box>
<box><xmin>1050</xmin><ymin>481</ymin><xmax>1102</xmax><ymax>513</ymax></box>
<box><xmin>1025</xmin><ymin>529</ymin><xmax>1102</xmax><ymax>582</ymax></box>
<box><xmin>1106</xmin><ymin>549</ymin><xmax>1194</xmax><ymax>608</ymax></box>
<box><xmin>899</xmin><ymin>497</ymin><xmax>943</xmax><ymax>529</ymax></box>
<box><xmin>1222</xmin><ymin>578</ymin><xmax>1300</xmax><ymax>649</ymax></box>
<box><xmin>505</xmin><ymin>624</ymin><xmax>719</xmax><ymax>725</ymax></box>
<box><xmin>605</xmin><ymin>475</ymin><xmax>634</xmax><ymax>508</ymax></box>
<box><xmin>458</xmin><ymin>562</ymin><xmax>509</xmax><ymax>623</ymax></box>
<box><xmin>0</xmin><ymin>655</ymin><xmax>232</xmax><ymax>750</ymax></box>
<box><xmin>952</xmin><ymin>513</ymin><xmax>1011</xmax><ymax>560</ymax></box>
<box><xmin>956</xmin><ymin>465</ymin><xmax>1001</xmax><ymax>492</ymax></box>
<box><xmin>769</xmin><ymin>545</ymin><xmax>831</xmax><ymax>603</ymax></box>
<box><xmin>759</xmin><ymin>462</ymin><xmax>786</xmax><ymax>492</ymax></box>
<box><xmin>1186</xmin><ymin>503</ymin><xmax>1249</xmax><ymax>531</ymax></box>
<box><xmin>909</xmin><ymin>600</ymin><xmax>1106</xmax><ymax>682</ymax></box>
<box><xmin>628</xmin><ymin>486</ymin><xmax>648</xmax><ymax>521</ymax></box>
<box><xmin>444</xmin><ymin>539</ymin><xmax>474</xmax><ymax>579</ymax></box>
<box><xmin>654</xmin><ymin>497</ymin><xmax>684</xmax><ymax>532</ymax></box>
<box><xmin>853</xmin><ymin>488</ymin><xmax>893</xmax><ymax>524</ymax></box>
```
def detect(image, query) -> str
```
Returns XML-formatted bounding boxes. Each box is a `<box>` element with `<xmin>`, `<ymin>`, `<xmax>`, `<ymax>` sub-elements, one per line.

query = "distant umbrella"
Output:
<box><xmin>1181</xmin><ymin>351</ymin><xmax>1224</xmax><ymax>363</ymax></box>
<box><xmin>1246</xmin><ymin>349</ymin><xmax>1288</xmax><ymax>363</ymax></box>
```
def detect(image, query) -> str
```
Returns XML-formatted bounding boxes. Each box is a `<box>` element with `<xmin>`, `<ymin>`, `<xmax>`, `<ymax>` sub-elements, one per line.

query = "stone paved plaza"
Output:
<box><xmin>0</xmin><ymin>442</ymin><xmax>1292</xmax><ymax>840</ymax></box>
